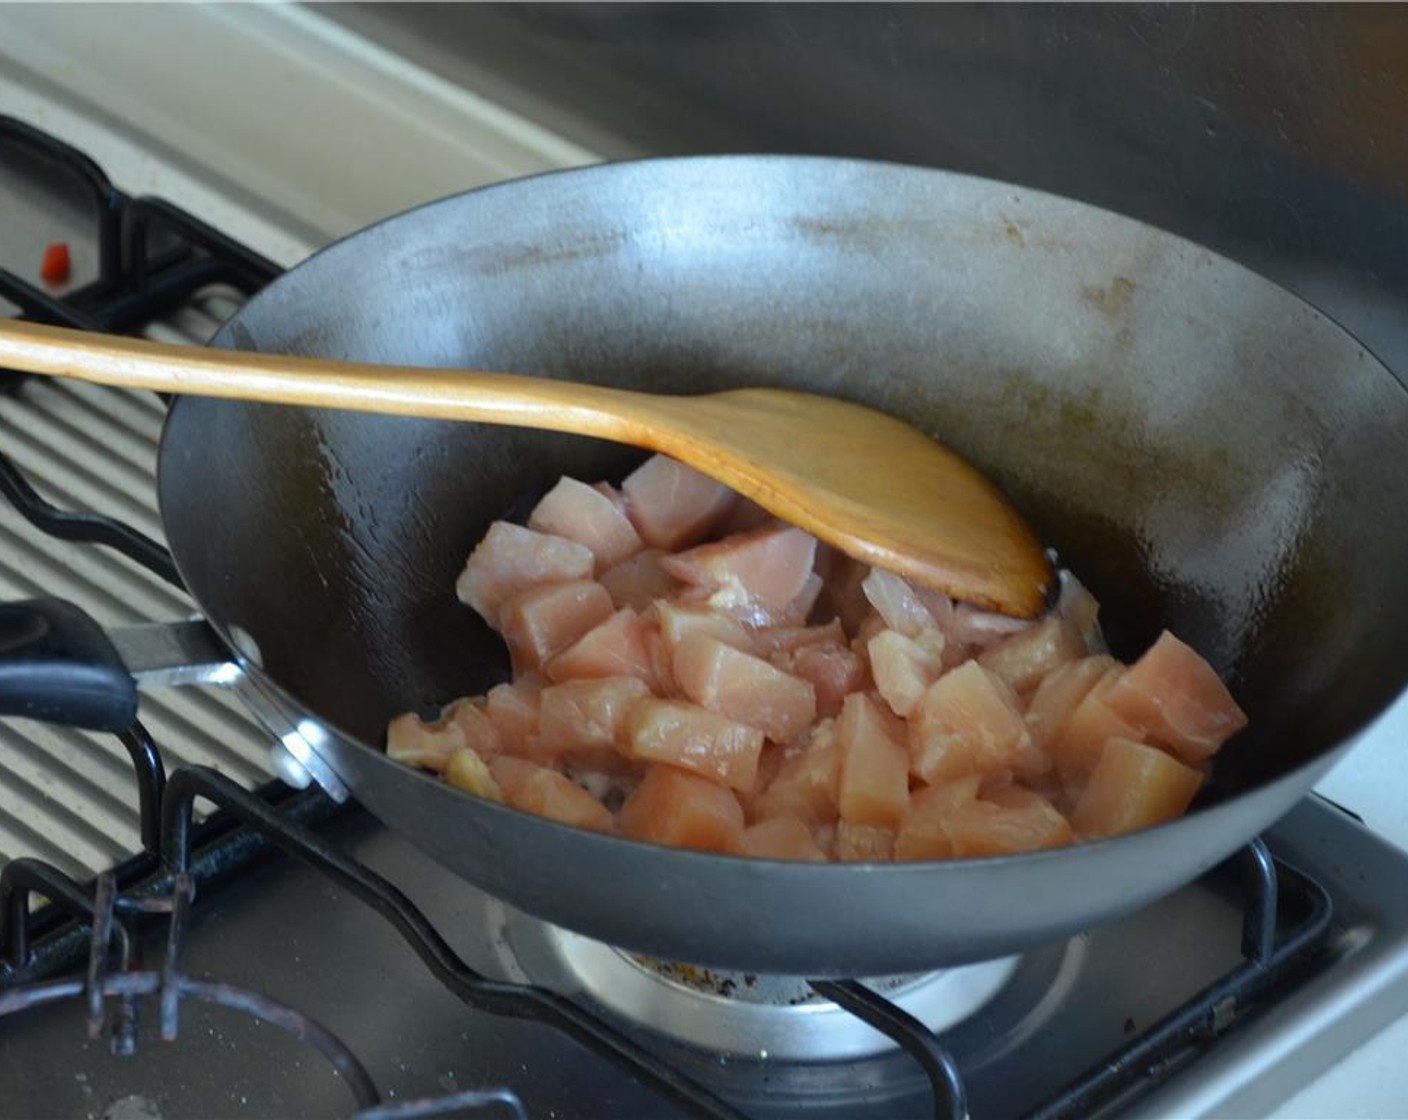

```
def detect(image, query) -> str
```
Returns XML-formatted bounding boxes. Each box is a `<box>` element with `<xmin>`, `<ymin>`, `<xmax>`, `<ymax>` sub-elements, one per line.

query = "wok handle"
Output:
<box><xmin>0</xmin><ymin>599</ymin><xmax>138</xmax><ymax>732</ymax></box>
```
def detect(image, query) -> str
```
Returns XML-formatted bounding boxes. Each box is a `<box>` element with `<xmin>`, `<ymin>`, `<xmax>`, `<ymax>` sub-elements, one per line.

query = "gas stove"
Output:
<box><xmin>3</xmin><ymin>13</ymin><xmax>1408</xmax><ymax>1117</ymax></box>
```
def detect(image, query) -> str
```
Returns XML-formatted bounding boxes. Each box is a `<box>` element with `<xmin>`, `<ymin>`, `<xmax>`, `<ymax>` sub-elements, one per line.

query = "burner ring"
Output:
<box><xmin>492</xmin><ymin>904</ymin><xmax>1033</xmax><ymax>1063</ymax></box>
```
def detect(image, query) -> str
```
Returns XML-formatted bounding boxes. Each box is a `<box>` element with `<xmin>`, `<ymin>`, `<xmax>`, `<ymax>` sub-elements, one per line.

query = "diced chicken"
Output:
<box><xmin>484</xmin><ymin>679</ymin><xmax>542</xmax><ymax>755</ymax></box>
<box><xmin>894</xmin><ymin>776</ymin><xmax>983</xmax><ymax>861</ymax></box>
<box><xmin>909</xmin><ymin>661</ymin><xmax>1034</xmax><ymax>784</ymax></box>
<box><xmin>1057</xmin><ymin>570</ymin><xmax>1105</xmax><ymax>652</ymax></box>
<box><xmin>487</xmin><ymin>755</ymin><xmax>543</xmax><ymax>801</ymax></box>
<box><xmin>386</xmin><ymin>711</ymin><xmax>464</xmax><ymax>772</ymax></box>
<box><xmin>499</xmin><ymin>580</ymin><xmax>615</xmax><ymax>673</ymax></box>
<box><xmin>945</xmin><ymin>603</ymin><xmax>1034</xmax><ymax>648</ymax></box>
<box><xmin>836</xmin><ymin>694</ymin><xmax>910</xmax><ymax>828</ymax></box>
<box><xmin>941</xmin><ymin>788</ymin><xmax>1075</xmax><ymax>857</ymax></box>
<box><xmin>508</xmin><ymin>767</ymin><xmax>614</xmax><ymax>832</ymax></box>
<box><xmin>663</xmin><ymin>525</ymin><xmax>819</xmax><ymax>624</ymax></box>
<box><xmin>834</xmin><ymin>820</ymin><xmax>896</xmax><ymax>862</ymax></box>
<box><xmin>621</xmin><ymin>455</ymin><xmax>737</xmax><ymax>550</ymax></box>
<box><xmin>1050</xmin><ymin>666</ymin><xmax>1143</xmax><ymax>785</ymax></box>
<box><xmin>455</xmin><ymin>521</ymin><xmax>594</xmax><ymax>624</ymax></box>
<box><xmin>861</xmin><ymin>568</ymin><xmax>936</xmax><ymax>637</ymax></box>
<box><xmin>444</xmin><ymin>699</ymin><xmax>503</xmax><ymax>756</ymax></box>
<box><xmin>401</xmin><ymin>454</ymin><xmax>1242</xmax><ymax>863</ymax></box>
<box><xmin>598</xmin><ymin>548</ymin><xmax>682</xmax><ymax>612</ymax></box>
<box><xmin>652</xmin><ymin>601</ymin><xmax>754</xmax><ymax>657</ymax></box>
<box><xmin>737</xmin><ymin>816</ymin><xmax>827</xmax><ymax>861</ymax></box>
<box><xmin>751</xmin><ymin>720</ymin><xmax>841</xmax><ymax>829</ymax></box>
<box><xmin>978</xmin><ymin>616</ymin><xmax>1086</xmax><ymax>694</ymax></box>
<box><xmin>770</xmin><ymin>572</ymin><xmax>824</xmax><ymax>627</ymax></box>
<box><xmin>528</xmin><ymin>476</ymin><xmax>645</xmax><ymax>570</ymax></box>
<box><xmin>624</xmin><ymin>698</ymin><xmax>765</xmax><ymax>791</ymax></box>
<box><xmin>1025</xmin><ymin>655</ymin><xmax>1117</xmax><ymax>749</ymax></box>
<box><xmin>773</xmin><ymin>640</ymin><xmax>866</xmax><ymax>717</ymax></box>
<box><xmin>445</xmin><ymin>748</ymin><xmax>503</xmax><ymax>802</ymax></box>
<box><xmin>750</xmin><ymin>618</ymin><xmax>846</xmax><ymax>658</ymax></box>
<box><xmin>537</xmin><ymin>676</ymin><xmax>651</xmax><ymax>754</ymax></box>
<box><xmin>672</xmin><ymin>633</ymin><xmax>817</xmax><ymax>742</ymax></box>
<box><xmin>1102</xmin><ymin>631</ymin><xmax>1248</xmax><ymax>765</ymax></box>
<box><xmin>1071</xmin><ymin>737</ymin><xmax>1205</xmax><ymax>838</ymax></box>
<box><xmin>868</xmin><ymin>628</ymin><xmax>942</xmax><ymax>717</ymax></box>
<box><xmin>545</xmin><ymin>608</ymin><xmax>661</xmax><ymax>687</ymax></box>
<box><xmin>617</xmin><ymin>764</ymin><xmax>745</xmax><ymax>853</ymax></box>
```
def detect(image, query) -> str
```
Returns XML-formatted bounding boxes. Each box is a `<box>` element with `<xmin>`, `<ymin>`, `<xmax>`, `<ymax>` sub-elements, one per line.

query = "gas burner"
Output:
<box><xmin>489</xmin><ymin>902</ymin><xmax>1078</xmax><ymax>1065</ymax></box>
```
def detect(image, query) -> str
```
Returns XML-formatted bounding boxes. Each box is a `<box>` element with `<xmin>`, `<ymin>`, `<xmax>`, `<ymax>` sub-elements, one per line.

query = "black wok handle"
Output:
<box><xmin>0</xmin><ymin>598</ymin><xmax>137</xmax><ymax>732</ymax></box>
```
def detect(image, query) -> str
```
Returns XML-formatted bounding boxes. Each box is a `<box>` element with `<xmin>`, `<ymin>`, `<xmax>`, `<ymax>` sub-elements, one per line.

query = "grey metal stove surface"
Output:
<box><xmin>1</xmin><ymin>795</ymin><xmax>1407</xmax><ymax>1119</ymax></box>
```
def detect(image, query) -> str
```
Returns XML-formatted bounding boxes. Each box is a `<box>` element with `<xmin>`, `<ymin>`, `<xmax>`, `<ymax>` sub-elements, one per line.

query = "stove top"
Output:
<box><xmin>2</xmin><ymin>109</ymin><xmax>1408</xmax><ymax>1120</ymax></box>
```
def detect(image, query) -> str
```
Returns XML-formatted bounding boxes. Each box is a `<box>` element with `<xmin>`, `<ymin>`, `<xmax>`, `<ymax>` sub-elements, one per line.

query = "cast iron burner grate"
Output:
<box><xmin>0</xmin><ymin>113</ymin><xmax>1338</xmax><ymax>1119</ymax></box>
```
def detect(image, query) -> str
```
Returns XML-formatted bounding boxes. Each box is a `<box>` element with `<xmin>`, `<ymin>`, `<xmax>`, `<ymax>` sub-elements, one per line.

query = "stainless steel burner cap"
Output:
<box><xmin>492</xmin><ymin>904</ymin><xmax>1020</xmax><ymax>1062</ymax></box>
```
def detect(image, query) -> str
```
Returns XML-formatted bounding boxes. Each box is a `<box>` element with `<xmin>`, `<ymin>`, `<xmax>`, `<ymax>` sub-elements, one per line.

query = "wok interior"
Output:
<box><xmin>170</xmin><ymin>158</ymin><xmax>1408</xmax><ymax>809</ymax></box>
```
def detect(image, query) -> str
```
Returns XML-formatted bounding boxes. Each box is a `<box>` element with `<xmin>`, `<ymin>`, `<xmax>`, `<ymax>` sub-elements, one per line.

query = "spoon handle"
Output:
<box><xmin>0</xmin><ymin>318</ymin><xmax>670</xmax><ymax>445</ymax></box>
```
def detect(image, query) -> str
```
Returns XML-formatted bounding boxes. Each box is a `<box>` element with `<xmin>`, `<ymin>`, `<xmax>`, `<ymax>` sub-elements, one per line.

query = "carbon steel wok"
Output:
<box><xmin>58</xmin><ymin>158</ymin><xmax>1408</xmax><ymax>975</ymax></box>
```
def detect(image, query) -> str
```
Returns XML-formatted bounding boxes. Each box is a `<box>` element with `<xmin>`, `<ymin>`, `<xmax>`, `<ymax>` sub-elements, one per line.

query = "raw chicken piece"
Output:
<box><xmin>444</xmin><ymin>699</ymin><xmax>502</xmax><ymax>756</ymax></box>
<box><xmin>672</xmin><ymin>633</ymin><xmax>817</xmax><ymax>743</ymax></box>
<box><xmin>861</xmin><ymin>568</ymin><xmax>937</xmax><ymax>637</ymax></box>
<box><xmin>598</xmin><ymin>549</ymin><xmax>682</xmax><ymax>612</ymax></box>
<box><xmin>909</xmin><ymin>661</ymin><xmax>1034</xmax><ymax>784</ymax></box>
<box><xmin>835</xmin><ymin>694</ymin><xmax>910</xmax><ymax>828</ymax></box>
<box><xmin>1050</xmin><ymin>666</ymin><xmax>1143</xmax><ymax>784</ymax></box>
<box><xmin>625</xmin><ymin>698</ymin><xmax>765</xmax><ymax>791</ymax></box>
<box><xmin>946</xmin><ymin>602</ymin><xmax>1033</xmax><ymax>648</ymax></box>
<box><xmin>868</xmin><ymin>628</ymin><xmax>942</xmax><ymax>717</ymax></box>
<box><xmin>387</xmin><ymin>711</ymin><xmax>465</xmax><ymax>772</ymax></box>
<box><xmin>749</xmin><ymin>618</ymin><xmax>846</xmax><ymax>657</ymax></box>
<box><xmin>663</xmin><ymin>524</ymin><xmax>819</xmax><ymax>623</ymax></box>
<box><xmin>456</xmin><ymin>521</ymin><xmax>594</xmax><ymax>624</ymax></box>
<box><xmin>894</xmin><ymin>776</ymin><xmax>983</xmax><ymax>860</ymax></box>
<box><xmin>484</xmin><ymin>679</ymin><xmax>542</xmax><ymax>755</ymax></box>
<box><xmin>621</xmin><ymin>455</ymin><xmax>737</xmax><ymax>550</ymax></box>
<box><xmin>652</xmin><ymin>601</ymin><xmax>754</xmax><ymax>657</ymax></box>
<box><xmin>545</xmin><ymin>608</ymin><xmax>661</xmax><ymax>688</ymax></box>
<box><xmin>1025</xmin><ymin>655</ymin><xmax>1117</xmax><ymax>750</ymax></box>
<box><xmin>537</xmin><ymin>676</ymin><xmax>652</xmax><ymax>754</ymax></box>
<box><xmin>529</xmin><ymin>476</ymin><xmax>645</xmax><ymax>570</ymax></box>
<box><xmin>773</xmin><ymin>640</ymin><xmax>866</xmax><ymax>717</ymax></box>
<box><xmin>751</xmin><ymin>720</ymin><xmax>841</xmax><ymax>830</ymax></box>
<box><xmin>487</xmin><ymin>755</ymin><xmax>542</xmax><ymax>800</ymax></box>
<box><xmin>1071</xmin><ymin>737</ymin><xmax>1204</xmax><ymax>838</ymax></box>
<box><xmin>835</xmin><ymin>821</ymin><xmax>896</xmax><ymax>862</ymax></box>
<box><xmin>509</xmin><ymin>767</ymin><xmax>614</xmax><ymax>832</ymax></box>
<box><xmin>445</xmin><ymin>748</ymin><xmax>502</xmax><ymax>801</ymax></box>
<box><xmin>1102</xmin><ymin>631</ymin><xmax>1248</xmax><ymax>764</ymax></box>
<box><xmin>738</xmin><ymin>817</ymin><xmax>827</xmax><ymax>861</ymax></box>
<box><xmin>769</xmin><ymin>572</ymin><xmax>824</xmax><ymax>627</ymax></box>
<box><xmin>617</xmin><ymin>764</ymin><xmax>745</xmax><ymax>852</ymax></box>
<box><xmin>1056</xmin><ymin>570</ymin><xmax>1105</xmax><ymax>652</ymax></box>
<box><xmin>978</xmin><ymin>616</ymin><xmax>1086</xmax><ymax>694</ymax></box>
<box><xmin>941</xmin><ymin>788</ymin><xmax>1074</xmax><ymax>857</ymax></box>
<box><xmin>498</xmin><ymin>580</ymin><xmax>615</xmax><ymax>673</ymax></box>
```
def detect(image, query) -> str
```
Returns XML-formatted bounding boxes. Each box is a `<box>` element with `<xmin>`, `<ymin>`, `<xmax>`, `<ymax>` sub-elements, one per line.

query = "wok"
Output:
<box><xmin>7</xmin><ymin>157</ymin><xmax>1408</xmax><ymax>976</ymax></box>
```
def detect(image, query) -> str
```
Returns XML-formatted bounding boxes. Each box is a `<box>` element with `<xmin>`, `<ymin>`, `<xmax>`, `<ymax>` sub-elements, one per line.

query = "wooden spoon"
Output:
<box><xmin>0</xmin><ymin>318</ymin><xmax>1052</xmax><ymax>617</ymax></box>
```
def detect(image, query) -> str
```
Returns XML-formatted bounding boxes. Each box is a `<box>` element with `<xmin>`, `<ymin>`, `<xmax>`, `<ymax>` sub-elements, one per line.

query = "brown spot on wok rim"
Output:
<box><xmin>1080</xmin><ymin>276</ymin><xmax>1137</xmax><ymax>317</ymax></box>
